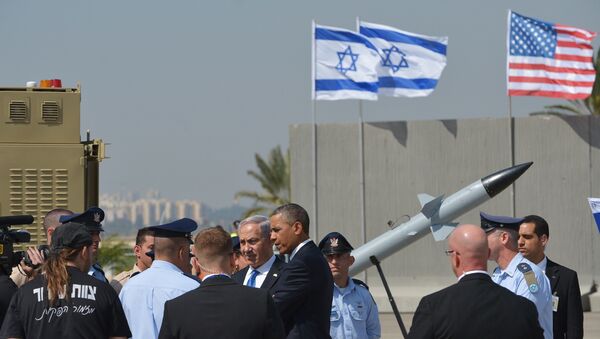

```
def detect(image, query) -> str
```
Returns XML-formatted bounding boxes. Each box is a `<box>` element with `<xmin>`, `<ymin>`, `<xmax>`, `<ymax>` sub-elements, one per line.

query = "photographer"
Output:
<box><xmin>10</xmin><ymin>209</ymin><xmax>73</xmax><ymax>287</ymax></box>
<box><xmin>0</xmin><ymin>222</ymin><xmax>131</xmax><ymax>339</ymax></box>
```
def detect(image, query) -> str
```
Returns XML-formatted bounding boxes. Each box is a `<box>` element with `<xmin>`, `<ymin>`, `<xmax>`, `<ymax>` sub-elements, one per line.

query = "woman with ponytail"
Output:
<box><xmin>0</xmin><ymin>222</ymin><xmax>131</xmax><ymax>339</ymax></box>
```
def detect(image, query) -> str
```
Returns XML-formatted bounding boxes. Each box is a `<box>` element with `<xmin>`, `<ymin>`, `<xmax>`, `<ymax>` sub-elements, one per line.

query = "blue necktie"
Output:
<box><xmin>247</xmin><ymin>269</ymin><xmax>260</xmax><ymax>288</ymax></box>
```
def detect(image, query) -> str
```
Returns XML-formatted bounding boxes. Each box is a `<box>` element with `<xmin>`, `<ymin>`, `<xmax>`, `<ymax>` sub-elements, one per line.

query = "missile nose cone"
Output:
<box><xmin>481</xmin><ymin>162</ymin><xmax>533</xmax><ymax>198</ymax></box>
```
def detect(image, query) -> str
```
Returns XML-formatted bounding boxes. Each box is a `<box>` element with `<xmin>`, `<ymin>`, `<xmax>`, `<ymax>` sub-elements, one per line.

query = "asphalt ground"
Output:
<box><xmin>379</xmin><ymin>312</ymin><xmax>600</xmax><ymax>338</ymax></box>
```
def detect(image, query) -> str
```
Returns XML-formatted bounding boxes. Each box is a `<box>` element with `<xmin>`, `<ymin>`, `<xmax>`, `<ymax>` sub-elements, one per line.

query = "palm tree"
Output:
<box><xmin>532</xmin><ymin>49</ymin><xmax>599</xmax><ymax>115</ymax></box>
<box><xmin>235</xmin><ymin>146</ymin><xmax>290</xmax><ymax>218</ymax></box>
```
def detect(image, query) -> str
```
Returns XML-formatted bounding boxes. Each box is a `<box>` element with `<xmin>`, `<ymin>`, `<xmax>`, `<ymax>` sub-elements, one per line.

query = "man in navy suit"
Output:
<box><xmin>519</xmin><ymin>215</ymin><xmax>584</xmax><ymax>339</ymax></box>
<box><xmin>270</xmin><ymin>203</ymin><xmax>333</xmax><ymax>339</ymax></box>
<box><xmin>233</xmin><ymin>215</ymin><xmax>285</xmax><ymax>291</ymax></box>
<box><xmin>408</xmin><ymin>224</ymin><xmax>543</xmax><ymax>339</ymax></box>
<box><xmin>158</xmin><ymin>226</ymin><xmax>285</xmax><ymax>339</ymax></box>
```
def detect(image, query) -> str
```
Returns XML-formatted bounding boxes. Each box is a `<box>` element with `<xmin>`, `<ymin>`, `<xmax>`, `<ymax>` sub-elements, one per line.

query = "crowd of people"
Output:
<box><xmin>0</xmin><ymin>202</ymin><xmax>584</xmax><ymax>339</ymax></box>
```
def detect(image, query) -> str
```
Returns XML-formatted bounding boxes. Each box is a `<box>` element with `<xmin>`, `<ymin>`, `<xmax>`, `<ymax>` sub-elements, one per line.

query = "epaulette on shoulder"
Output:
<box><xmin>352</xmin><ymin>278</ymin><xmax>369</xmax><ymax>290</ymax></box>
<box><xmin>517</xmin><ymin>262</ymin><xmax>540</xmax><ymax>293</ymax></box>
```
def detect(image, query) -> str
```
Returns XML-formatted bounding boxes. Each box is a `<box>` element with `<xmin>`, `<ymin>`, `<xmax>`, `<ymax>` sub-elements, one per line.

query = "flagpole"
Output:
<box><xmin>356</xmin><ymin>16</ymin><xmax>367</xmax><ymax>283</ymax></box>
<box><xmin>508</xmin><ymin>96</ymin><xmax>515</xmax><ymax>217</ymax></box>
<box><xmin>311</xmin><ymin>20</ymin><xmax>319</xmax><ymax>238</ymax></box>
<box><xmin>506</xmin><ymin>10</ymin><xmax>516</xmax><ymax>217</ymax></box>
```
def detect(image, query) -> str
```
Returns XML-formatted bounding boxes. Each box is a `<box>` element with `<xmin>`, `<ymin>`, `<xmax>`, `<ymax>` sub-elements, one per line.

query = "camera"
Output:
<box><xmin>0</xmin><ymin>215</ymin><xmax>34</xmax><ymax>274</ymax></box>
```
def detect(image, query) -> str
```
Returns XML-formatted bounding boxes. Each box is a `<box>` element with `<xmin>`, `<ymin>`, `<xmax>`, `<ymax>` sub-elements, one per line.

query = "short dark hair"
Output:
<box><xmin>271</xmin><ymin>203</ymin><xmax>310</xmax><ymax>235</ymax></box>
<box><xmin>135</xmin><ymin>228</ymin><xmax>154</xmax><ymax>245</ymax></box>
<box><xmin>522</xmin><ymin>215</ymin><xmax>549</xmax><ymax>238</ymax></box>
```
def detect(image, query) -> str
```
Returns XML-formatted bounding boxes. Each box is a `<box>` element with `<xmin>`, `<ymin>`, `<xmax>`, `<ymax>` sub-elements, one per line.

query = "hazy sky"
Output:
<box><xmin>2</xmin><ymin>0</ymin><xmax>599</xmax><ymax>207</ymax></box>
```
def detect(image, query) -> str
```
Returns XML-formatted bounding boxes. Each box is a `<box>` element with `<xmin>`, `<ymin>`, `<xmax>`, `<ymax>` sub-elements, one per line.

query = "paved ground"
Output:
<box><xmin>379</xmin><ymin>312</ymin><xmax>600</xmax><ymax>338</ymax></box>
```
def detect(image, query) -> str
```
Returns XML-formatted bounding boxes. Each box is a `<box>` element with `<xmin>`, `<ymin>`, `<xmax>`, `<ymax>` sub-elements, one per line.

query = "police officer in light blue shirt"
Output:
<box><xmin>119</xmin><ymin>218</ymin><xmax>200</xmax><ymax>339</ymax></box>
<box><xmin>481</xmin><ymin>212</ymin><xmax>553</xmax><ymax>339</ymax></box>
<box><xmin>319</xmin><ymin>232</ymin><xmax>381</xmax><ymax>339</ymax></box>
<box><xmin>59</xmin><ymin>207</ymin><xmax>108</xmax><ymax>283</ymax></box>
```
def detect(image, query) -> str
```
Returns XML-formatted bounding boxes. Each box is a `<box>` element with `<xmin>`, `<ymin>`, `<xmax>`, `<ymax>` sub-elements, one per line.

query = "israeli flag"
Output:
<box><xmin>359</xmin><ymin>21</ymin><xmax>448</xmax><ymax>97</ymax></box>
<box><xmin>313</xmin><ymin>23</ymin><xmax>380</xmax><ymax>101</ymax></box>
<box><xmin>587</xmin><ymin>198</ymin><xmax>600</xmax><ymax>233</ymax></box>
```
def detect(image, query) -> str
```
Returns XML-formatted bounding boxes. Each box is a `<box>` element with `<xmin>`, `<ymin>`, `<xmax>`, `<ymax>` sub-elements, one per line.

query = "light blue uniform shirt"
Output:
<box><xmin>492</xmin><ymin>253</ymin><xmax>553</xmax><ymax>339</ymax></box>
<box><xmin>330</xmin><ymin>279</ymin><xmax>381</xmax><ymax>339</ymax></box>
<box><xmin>119</xmin><ymin>260</ymin><xmax>200</xmax><ymax>339</ymax></box>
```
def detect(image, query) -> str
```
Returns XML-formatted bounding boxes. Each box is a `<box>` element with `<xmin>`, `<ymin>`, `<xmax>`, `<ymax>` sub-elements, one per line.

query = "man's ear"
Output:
<box><xmin>500</xmin><ymin>231</ymin><xmax>509</xmax><ymax>245</ymax></box>
<box><xmin>47</xmin><ymin>228</ymin><xmax>54</xmax><ymax>240</ymax></box>
<box><xmin>133</xmin><ymin>244</ymin><xmax>141</xmax><ymax>259</ymax></box>
<box><xmin>349</xmin><ymin>255</ymin><xmax>355</xmax><ymax>266</ymax></box>
<box><xmin>292</xmin><ymin>221</ymin><xmax>304</xmax><ymax>236</ymax></box>
<box><xmin>540</xmin><ymin>234</ymin><xmax>549</xmax><ymax>248</ymax></box>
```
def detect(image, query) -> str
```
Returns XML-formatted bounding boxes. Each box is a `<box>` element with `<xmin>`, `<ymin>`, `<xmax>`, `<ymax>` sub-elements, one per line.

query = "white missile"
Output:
<box><xmin>349</xmin><ymin>162</ymin><xmax>533</xmax><ymax>276</ymax></box>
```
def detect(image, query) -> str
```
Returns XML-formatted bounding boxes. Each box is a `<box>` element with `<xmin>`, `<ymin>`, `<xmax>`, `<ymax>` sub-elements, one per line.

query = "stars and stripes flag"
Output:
<box><xmin>507</xmin><ymin>11</ymin><xmax>597</xmax><ymax>99</ymax></box>
<box><xmin>313</xmin><ymin>23</ymin><xmax>381</xmax><ymax>101</ymax></box>
<box><xmin>359</xmin><ymin>21</ymin><xmax>448</xmax><ymax>98</ymax></box>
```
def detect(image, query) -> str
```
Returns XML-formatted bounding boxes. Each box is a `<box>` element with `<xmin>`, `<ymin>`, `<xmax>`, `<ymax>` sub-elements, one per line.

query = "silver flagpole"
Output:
<box><xmin>356</xmin><ymin>16</ymin><xmax>367</xmax><ymax>283</ymax></box>
<box><xmin>506</xmin><ymin>10</ymin><xmax>516</xmax><ymax>217</ymax></box>
<box><xmin>311</xmin><ymin>20</ymin><xmax>319</xmax><ymax>238</ymax></box>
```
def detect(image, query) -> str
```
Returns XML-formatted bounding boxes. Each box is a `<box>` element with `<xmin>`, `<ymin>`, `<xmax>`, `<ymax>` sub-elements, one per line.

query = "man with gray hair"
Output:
<box><xmin>233</xmin><ymin>215</ymin><xmax>285</xmax><ymax>290</ymax></box>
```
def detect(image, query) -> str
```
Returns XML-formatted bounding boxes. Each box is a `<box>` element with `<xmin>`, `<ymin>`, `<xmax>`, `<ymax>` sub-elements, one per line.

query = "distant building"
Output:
<box><xmin>100</xmin><ymin>192</ymin><xmax>203</xmax><ymax>228</ymax></box>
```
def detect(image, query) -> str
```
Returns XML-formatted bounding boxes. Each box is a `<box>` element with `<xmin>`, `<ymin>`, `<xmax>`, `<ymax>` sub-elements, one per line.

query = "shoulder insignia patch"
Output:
<box><xmin>518</xmin><ymin>262</ymin><xmax>539</xmax><ymax>294</ymax></box>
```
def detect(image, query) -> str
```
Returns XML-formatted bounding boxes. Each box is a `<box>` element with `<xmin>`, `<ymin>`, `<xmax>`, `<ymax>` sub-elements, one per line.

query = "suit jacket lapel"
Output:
<box><xmin>545</xmin><ymin>258</ymin><xmax>560</xmax><ymax>293</ymax></box>
<box><xmin>261</xmin><ymin>257</ymin><xmax>284</xmax><ymax>290</ymax></box>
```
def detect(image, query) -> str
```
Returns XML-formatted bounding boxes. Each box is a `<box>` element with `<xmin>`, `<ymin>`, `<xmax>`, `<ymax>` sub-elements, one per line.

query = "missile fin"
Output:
<box><xmin>419</xmin><ymin>194</ymin><xmax>444</xmax><ymax>218</ymax></box>
<box><xmin>430</xmin><ymin>223</ymin><xmax>458</xmax><ymax>241</ymax></box>
<box><xmin>417</xmin><ymin>193</ymin><xmax>435</xmax><ymax>207</ymax></box>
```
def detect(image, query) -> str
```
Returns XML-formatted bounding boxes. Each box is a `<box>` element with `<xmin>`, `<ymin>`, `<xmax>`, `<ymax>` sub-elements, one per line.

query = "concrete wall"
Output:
<box><xmin>290</xmin><ymin>115</ymin><xmax>600</xmax><ymax>311</ymax></box>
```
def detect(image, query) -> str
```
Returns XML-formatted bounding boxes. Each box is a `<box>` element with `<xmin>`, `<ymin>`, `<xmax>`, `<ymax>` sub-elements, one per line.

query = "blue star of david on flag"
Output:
<box><xmin>381</xmin><ymin>45</ymin><xmax>409</xmax><ymax>73</ymax></box>
<box><xmin>313</xmin><ymin>23</ymin><xmax>381</xmax><ymax>100</ymax></box>
<box><xmin>335</xmin><ymin>46</ymin><xmax>359</xmax><ymax>75</ymax></box>
<box><xmin>359</xmin><ymin>20</ymin><xmax>448</xmax><ymax>98</ymax></box>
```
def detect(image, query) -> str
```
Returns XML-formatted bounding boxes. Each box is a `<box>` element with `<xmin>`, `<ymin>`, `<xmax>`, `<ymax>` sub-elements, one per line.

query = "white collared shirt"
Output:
<box><xmin>457</xmin><ymin>270</ymin><xmax>489</xmax><ymax>282</ymax></box>
<box><xmin>537</xmin><ymin>256</ymin><xmax>548</xmax><ymax>273</ymax></box>
<box><xmin>243</xmin><ymin>255</ymin><xmax>276</xmax><ymax>288</ymax></box>
<box><xmin>290</xmin><ymin>239</ymin><xmax>312</xmax><ymax>261</ymax></box>
<box><xmin>203</xmin><ymin>273</ymin><xmax>231</xmax><ymax>281</ymax></box>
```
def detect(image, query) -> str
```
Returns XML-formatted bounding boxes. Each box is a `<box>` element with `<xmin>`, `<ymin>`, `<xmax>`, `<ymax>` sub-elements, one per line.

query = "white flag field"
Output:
<box><xmin>313</xmin><ymin>24</ymin><xmax>381</xmax><ymax>100</ymax></box>
<box><xmin>312</xmin><ymin>21</ymin><xmax>448</xmax><ymax>100</ymax></box>
<box><xmin>360</xmin><ymin>21</ymin><xmax>448</xmax><ymax>98</ymax></box>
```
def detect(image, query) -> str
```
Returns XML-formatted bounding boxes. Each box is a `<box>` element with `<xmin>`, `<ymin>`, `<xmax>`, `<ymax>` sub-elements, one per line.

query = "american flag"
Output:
<box><xmin>507</xmin><ymin>11</ymin><xmax>597</xmax><ymax>99</ymax></box>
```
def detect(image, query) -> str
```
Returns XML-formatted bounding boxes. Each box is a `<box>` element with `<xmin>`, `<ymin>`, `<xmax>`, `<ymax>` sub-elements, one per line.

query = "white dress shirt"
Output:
<box><xmin>243</xmin><ymin>255</ymin><xmax>276</xmax><ymax>288</ymax></box>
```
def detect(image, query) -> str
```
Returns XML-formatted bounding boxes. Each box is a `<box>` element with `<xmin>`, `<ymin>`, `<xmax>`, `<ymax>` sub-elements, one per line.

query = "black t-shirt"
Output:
<box><xmin>0</xmin><ymin>275</ymin><xmax>17</xmax><ymax>327</ymax></box>
<box><xmin>0</xmin><ymin>266</ymin><xmax>131</xmax><ymax>339</ymax></box>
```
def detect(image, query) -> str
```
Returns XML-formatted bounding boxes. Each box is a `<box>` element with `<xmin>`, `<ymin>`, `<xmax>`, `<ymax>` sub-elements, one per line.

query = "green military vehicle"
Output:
<box><xmin>0</xmin><ymin>84</ymin><xmax>105</xmax><ymax>246</ymax></box>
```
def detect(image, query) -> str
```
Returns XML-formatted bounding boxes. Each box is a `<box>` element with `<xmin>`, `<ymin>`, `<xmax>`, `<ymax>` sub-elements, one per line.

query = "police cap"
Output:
<box><xmin>59</xmin><ymin>207</ymin><xmax>105</xmax><ymax>232</ymax></box>
<box><xmin>319</xmin><ymin>232</ymin><xmax>353</xmax><ymax>255</ymax></box>
<box><xmin>231</xmin><ymin>234</ymin><xmax>241</xmax><ymax>252</ymax></box>
<box><xmin>51</xmin><ymin>222</ymin><xmax>93</xmax><ymax>251</ymax></box>
<box><xmin>480</xmin><ymin>211</ymin><xmax>524</xmax><ymax>233</ymax></box>
<box><xmin>147</xmin><ymin>218</ymin><xmax>198</xmax><ymax>243</ymax></box>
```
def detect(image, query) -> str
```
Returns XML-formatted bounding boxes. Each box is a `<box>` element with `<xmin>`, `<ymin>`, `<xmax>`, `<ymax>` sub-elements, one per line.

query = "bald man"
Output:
<box><xmin>408</xmin><ymin>225</ymin><xmax>543</xmax><ymax>339</ymax></box>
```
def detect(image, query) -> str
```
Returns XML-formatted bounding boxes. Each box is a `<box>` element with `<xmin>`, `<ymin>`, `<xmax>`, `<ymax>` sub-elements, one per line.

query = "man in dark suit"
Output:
<box><xmin>519</xmin><ymin>215</ymin><xmax>584</xmax><ymax>339</ymax></box>
<box><xmin>233</xmin><ymin>215</ymin><xmax>284</xmax><ymax>290</ymax></box>
<box><xmin>408</xmin><ymin>224</ymin><xmax>543</xmax><ymax>339</ymax></box>
<box><xmin>270</xmin><ymin>203</ymin><xmax>334</xmax><ymax>339</ymax></box>
<box><xmin>158</xmin><ymin>226</ymin><xmax>285</xmax><ymax>339</ymax></box>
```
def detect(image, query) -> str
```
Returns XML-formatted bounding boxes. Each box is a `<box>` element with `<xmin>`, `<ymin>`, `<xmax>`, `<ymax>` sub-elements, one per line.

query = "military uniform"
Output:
<box><xmin>118</xmin><ymin>218</ymin><xmax>200</xmax><ymax>339</ymax></box>
<box><xmin>482</xmin><ymin>212</ymin><xmax>553</xmax><ymax>339</ymax></box>
<box><xmin>60</xmin><ymin>207</ymin><xmax>108</xmax><ymax>283</ymax></box>
<box><xmin>0</xmin><ymin>223</ymin><xmax>131</xmax><ymax>339</ymax></box>
<box><xmin>319</xmin><ymin>232</ymin><xmax>381</xmax><ymax>339</ymax></box>
<box><xmin>110</xmin><ymin>263</ymin><xmax>142</xmax><ymax>294</ymax></box>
